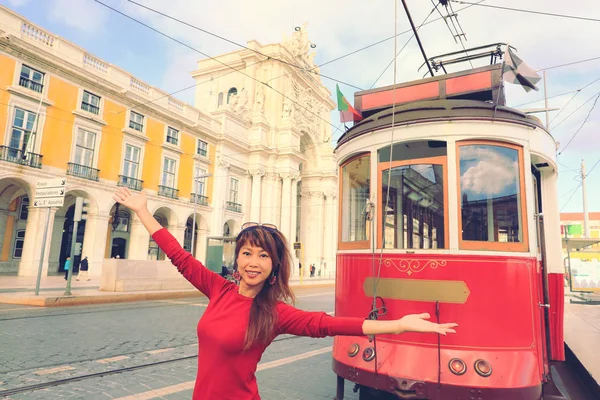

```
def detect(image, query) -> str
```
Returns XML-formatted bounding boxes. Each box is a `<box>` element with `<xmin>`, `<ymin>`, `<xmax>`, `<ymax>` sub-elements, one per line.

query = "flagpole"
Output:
<box><xmin>23</xmin><ymin>86</ymin><xmax>45</xmax><ymax>161</ymax></box>
<box><xmin>493</xmin><ymin>44</ymin><xmax>507</xmax><ymax>120</ymax></box>
<box><xmin>543</xmin><ymin>70</ymin><xmax>550</xmax><ymax>130</ymax></box>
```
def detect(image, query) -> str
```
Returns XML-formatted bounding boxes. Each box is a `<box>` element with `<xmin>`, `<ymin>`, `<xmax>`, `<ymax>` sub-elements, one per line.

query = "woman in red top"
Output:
<box><xmin>113</xmin><ymin>188</ymin><xmax>457</xmax><ymax>400</ymax></box>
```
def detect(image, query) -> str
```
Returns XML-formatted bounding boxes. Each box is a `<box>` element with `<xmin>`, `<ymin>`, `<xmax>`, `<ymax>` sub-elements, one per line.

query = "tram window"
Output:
<box><xmin>379</xmin><ymin>141</ymin><xmax>447</xmax><ymax>163</ymax></box>
<box><xmin>382</xmin><ymin>164</ymin><xmax>445</xmax><ymax>249</ymax></box>
<box><xmin>459</xmin><ymin>144</ymin><xmax>525</xmax><ymax>249</ymax></box>
<box><xmin>340</xmin><ymin>154</ymin><xmax>370</xmax><ymax>247</ymax></box>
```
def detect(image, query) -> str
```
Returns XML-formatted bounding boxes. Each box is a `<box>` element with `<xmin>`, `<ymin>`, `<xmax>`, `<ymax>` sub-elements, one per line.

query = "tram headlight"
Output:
<box><xmin>448</xmin><ymin>358</ymin><xmax>467</xmax><ymax>375</ymax></box>
<box><xmin>362</xmin><ymin>347</ymin><xmax>376</xmax><ymax>362</ymax></box>
<box><xmin>474</xmin><ymin>359</ymin><xmax>492</xmax><ymax>377</ymax></box>
<box><xmin>348</xmin><ymin>343</ymin><xmax>360</xmax><ymax>357</ymax></box>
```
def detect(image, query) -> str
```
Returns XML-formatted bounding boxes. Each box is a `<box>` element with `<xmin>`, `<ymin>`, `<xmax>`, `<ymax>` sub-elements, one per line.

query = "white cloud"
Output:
<box><xmin>6</xmin><ymin>0</ymin><xmax>30</xmax><ymax>6</ymax></box>
<box><xmin>460</xmin><ymin>147</ymin><xmax>518</xmax><ymax>197</ymax></box>
<box><xmin>47</xmin><ymin>0</ymin><xmax>109</xmax><ymax>33</ymax></box>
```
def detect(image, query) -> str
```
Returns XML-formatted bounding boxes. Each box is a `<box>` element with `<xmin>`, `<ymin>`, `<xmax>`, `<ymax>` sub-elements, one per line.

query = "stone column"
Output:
<box><xmin>82</xmin><ymin>214</ymin><xmax>110</xmax><ymax>277</ymax></box>
<box><xmin>323</xmin><ymin>192</ymin><xmax>336</xmax><ymax>279</ymax></box>
<box><xmin>306</xmin><ymin>191</ymin><xmax>324</xmax><ymax>278</ymax></box>
<box><xmin>169</xmin><ymin>224</ymin><xmax>186</xmax><ymax>247</ymax></box>
<box><xmin>18</xmin><ymin>207</ymin><xmax>57</xmax><ymax>276</ymax></box>
<box><xmin>250</xmin><ymin>169</ymin><xmax>265</xmax><ymax>222</ymax></box>
<box><xmin>262</xmin><ymin>173</ymin><xmax>279</xmax><ymax>224</ymax></box>
<box><xmin>211</xmin><ymin>158</ymin><xmax>230</xmax><ymax>237</ymax></box>
<box><xmin>128</xmin><ymin>213</ymin><xmax>150</xmax><ymax>260</ymax></box>
<box><xmin>290</xmin><ymin>176</ymin><xmax>300</xmax><ymax>276</ymax></box>
<box><xmin>280</xmin><ymin>174</ymin><xmax>292</xmax><ymax>243</ymax></box>
<box><xmin>46</xmin><ymin>215</ymin><xmax>65</xmax><ymax>273</ymax></box>
<box><xmin>196</xmin><ymin>228</ymin><xmax>209</xmax><ymax>263</ymax></box>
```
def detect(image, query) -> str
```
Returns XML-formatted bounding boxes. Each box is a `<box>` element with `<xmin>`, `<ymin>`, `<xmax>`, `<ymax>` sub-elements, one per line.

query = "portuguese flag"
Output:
<box><xmin>336</xmin><ymin>84</ymin><xmax>362</xmax><ymax>123</ymax></box>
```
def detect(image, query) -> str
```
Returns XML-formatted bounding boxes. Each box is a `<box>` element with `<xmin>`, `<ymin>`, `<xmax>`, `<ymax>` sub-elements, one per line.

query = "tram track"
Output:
<box><xmin>548</xmin><ymin>344</ymin><xmax>600</xmax><ymax>400</ymax></box>
<box><xmin>0</xmin><ymin>334</ymin><xmax>303</xmax><ymax>397</ymax></box>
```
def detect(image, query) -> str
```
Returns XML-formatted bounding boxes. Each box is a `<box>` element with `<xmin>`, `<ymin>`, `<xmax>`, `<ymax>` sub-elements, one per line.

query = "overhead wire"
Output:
<box><xmin>370</xmin><ymin>6</ymin><xmax>438</xmax><ymax>89</ymax></box>
<box><xmin>122</xmin><ymin>0</ymin><xmax>361</xmax><ymax>91</ymax></box>
<box><xmin>90</xmin><ymin>0</ymin><xmax>344</xmax><ymax>140</ymax></box>
<box><xmin>558</xmin><ymin>93</ymin><xmax>600</xmax><ymax>155</ymax></box>
<box><xmin>538</xmin><ymin>56</ymin><xmax>600</xmax><ymax>72</ymax></box>
<box><xmin>552</xmin><ymin>90</ymin><xmax>600</xmax><ymax>131</ymax></box>
<box><xmin>560</xmin><ymin>159</ymin><xmax>600</xmax><ymax>211</ymax></box>
<box><xmin>449</xmin><ymin>1</ymin><xmax>600</xmax><ymax>23</ymax></box>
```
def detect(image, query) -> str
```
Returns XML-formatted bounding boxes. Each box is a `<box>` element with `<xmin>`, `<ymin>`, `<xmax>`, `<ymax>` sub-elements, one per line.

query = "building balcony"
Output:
<box><xmin>117</xmin><ymin>175</ymin><xmax>143</xmax><ymax>191</ymax></box>
<box><xmin>0</xmin><ymin>146</ymin><xmax>43</xmax><ymax>168</ymax></box>
<box><xmin>226</xmin><ymin>201</ymin><xmax>242</xmax><ymax>213</ymax></box>
<box><xmin>158</xmin><ymin>185</ymin><xmax>178</xmax><ymax>199</ymax></box>
<box><xmin>190</xmin><ymin>193</ymin><xmax>208</xmax><ymax>206</ymax></box>
<box><xmin>19</xmin><ymin>76</ymin><xmax>43</xmax><ymax>93</ymax></box>
<box><xmin>81</xmin><ymin>101</ymin><xmax>100</xmax><ymax>115</ymax></box>
<box><xmin>67</xmin><ymin>162</ymin><xmax>99</xmax><ymax>181</ymax></box>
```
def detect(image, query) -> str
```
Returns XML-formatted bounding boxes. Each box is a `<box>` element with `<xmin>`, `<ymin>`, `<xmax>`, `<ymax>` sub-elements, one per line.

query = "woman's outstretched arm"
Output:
<box><xmin>276</xmin><ymin>303</ymin><xmax>457</xmax><ymax>337</ymax></box>
<box><xmin>362</xmin><ymin>313</ymin><xmax>457</xmax><ymax>336</ymax></box>
<box><xmin>112</xmin><ymin>188</ymin><xmax>224</xmax><ymax>297</ymax></box>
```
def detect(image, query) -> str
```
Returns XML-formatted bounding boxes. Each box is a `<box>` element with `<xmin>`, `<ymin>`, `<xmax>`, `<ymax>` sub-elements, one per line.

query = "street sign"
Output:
<box><xmin>33</xmin><ymin>197</ymin><xmax>65</xmax><ymax>208</ymax></box>
<box><xmin>293</xmin><ymin>242</ymin><xmax>302</xmax><ymax>250</ymax></box>
<box><xmin>34</xmin><ymin>178</ymin><xmax>67</xmax><ymax>208</ymax></box>
<box><xmin>34</xmin><ymin>187</ymin><xmax>65</xmax><ymax>198</ymax></box>
<box><xmin>36</xmin><ymin>178</ymin><xmax>66</xmax><ymax>188</ymax></box>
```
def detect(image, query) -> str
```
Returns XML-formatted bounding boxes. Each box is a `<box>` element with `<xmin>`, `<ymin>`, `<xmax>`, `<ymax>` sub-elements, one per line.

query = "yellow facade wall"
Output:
<box><xmin>98</xmin><ymin>100</ymin><xmax>126</xmax><ymax>180</ymax></box>
<box><xmin>42</xmin><ymin>76</ymin><xmax>77</xmax><ymax>168</ymax></box>
<box><xmin>142</xmin><ymin>118</ymin><xmax>164</xmax><ymax>191</ymax></box>
<box><xmin>0</xmin><ymin>198</ymin><xmax>17</xmax><ymax>261</ymax></box>
<box><xmin>179</xmin><ymin>132</ymin><xmax>194</xmax><ymax>198</ymax></box>
<box><xmin>0</xmin><ymin>55</ymin><xmax>16</xmax><ymax>147</ymax></box>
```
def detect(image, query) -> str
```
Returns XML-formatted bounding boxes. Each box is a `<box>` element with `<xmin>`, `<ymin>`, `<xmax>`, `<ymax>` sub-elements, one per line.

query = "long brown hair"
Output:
<box><xmin>233</xmin><ymin>227</ymin><xmax>295</xmax><ymax>350</ymax></box>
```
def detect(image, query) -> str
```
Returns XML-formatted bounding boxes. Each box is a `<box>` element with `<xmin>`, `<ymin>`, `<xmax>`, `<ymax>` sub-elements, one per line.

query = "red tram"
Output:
<box><xmin>332</xmin><ymin>63</ymin><xmax>565</xmax><ymax>399</ymax></box>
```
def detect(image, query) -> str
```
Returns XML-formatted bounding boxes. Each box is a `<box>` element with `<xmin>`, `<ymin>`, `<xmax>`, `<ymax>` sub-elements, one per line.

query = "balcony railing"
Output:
<box><xmin>81</xmin><ymin>101</ymin><xmax>100</xmax><ymax>115</ymax></box>
<box><xmin>19</xmin><ymin>76</ymin><xmax>43</xmax><ymax>93</ymax></box>
<box><xmin>129</xmin><ymin>120</ymin><xmax>143</xmax><ymax>132</ymax></box>
<box><xmin>117</xmin><ymin>175</ymin><xmax>143</xmax><ymax>191</ymax></box>
<box><xmin>158</xmin><ymin>185</ymin><xmax>178</xmax><ymax>199</ymax></box>
<box><xmin>226</xmin><ymin>201</ymin><xmax>242</xmax><ymax>213</ymax></box>
<box><xmin>190</xmin><ymin>193</ymin><xmax>208</xmax><ymax>206</ymax></box>
<box><xmin>0</xmin><ymin>146</ymin><xmax>43</xmax><ymax>168</ymax></box>
<box><xmin>67</xmin><ymin>162</ymin><xmax>99</xmax><ymax>181</ymax></box>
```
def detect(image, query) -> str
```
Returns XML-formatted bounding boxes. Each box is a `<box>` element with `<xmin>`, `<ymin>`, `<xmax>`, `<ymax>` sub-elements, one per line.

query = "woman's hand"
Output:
<box><xmin>113</xmin><ymin>187</ymin><xmax>148</xmax><ymax>214</ymax></box>
<box><xmin>397</xmin><ymin>313</ymin><xmax>457</xmax><ymax>335</ymax></box>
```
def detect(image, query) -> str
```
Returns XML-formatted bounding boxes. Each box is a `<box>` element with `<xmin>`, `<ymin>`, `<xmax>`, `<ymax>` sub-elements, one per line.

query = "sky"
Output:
<box><xmin>2</xmin><ymin>0</ymin><xmax>599</xmax><ymax>214</ymax></box>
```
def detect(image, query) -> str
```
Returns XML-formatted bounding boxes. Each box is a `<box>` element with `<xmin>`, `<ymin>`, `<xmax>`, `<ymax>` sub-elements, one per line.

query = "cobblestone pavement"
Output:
<box><xmin>0</xmin><ymin>288</ymin><xmax>360</xmax><ymax>399</ymax></box>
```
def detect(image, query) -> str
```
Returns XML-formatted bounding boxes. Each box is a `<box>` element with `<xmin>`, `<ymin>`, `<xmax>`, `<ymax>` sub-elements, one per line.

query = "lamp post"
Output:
<box><xmin>191</xmin><ymin>170</ymin><xmax>212</xmax><ymax>256</ymax></box>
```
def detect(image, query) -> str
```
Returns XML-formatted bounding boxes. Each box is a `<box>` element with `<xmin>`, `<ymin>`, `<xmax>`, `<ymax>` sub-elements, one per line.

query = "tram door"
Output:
<box><xmin>532</xmin><ymin>167</ymin><xmax>551</xmax><ymax>376</ymax></box>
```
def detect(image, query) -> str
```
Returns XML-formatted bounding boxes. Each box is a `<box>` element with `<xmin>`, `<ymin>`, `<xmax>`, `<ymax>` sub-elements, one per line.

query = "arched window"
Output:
<box><xmin>223</xmin><ymin>222</ymin><xmax>231</xmax><ymax>236</ymax></box>
<box><xmin>227</xmin><ymin>88</ymin><xmax>238</xmax><ymax>104</ymax></box>
<box><xmin>217</xmin><ymin>92</ymin><xmax>224</xmax><ymax>107</ymax></box>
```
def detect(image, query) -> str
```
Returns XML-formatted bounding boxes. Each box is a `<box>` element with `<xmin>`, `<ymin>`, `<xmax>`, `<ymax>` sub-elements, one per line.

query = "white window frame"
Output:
<box><xmin>3</xmin><ymin>96</ymin><xmax>47</xmax><ymax>155</ymax></box>
<box><xmin>122</xmin><ymin>144</ymin><xmax>142</xmax><ymax>179</ymax></box>
<box><xmin>69</xmin><ymin>118</ymin><xmax>102</xmax><ymax>169</ymax></box>
<box><xmin>8</xmin><ymin>107</ymin><xmax>37</xmax><ymax>154</ymax></box>
<box><xmin>128</xmin><ymin>110</ymin><xmax>145</xmax><ymax>133</ymax></box>
<box><xmin>161</xmin><ymin>157</ymin><xmax>177</xmax><ymax>188</ymax></box>
<box><xmin>12</xmin><ymin>229</ymin><xmax>25</xmax><ymax>259</ymax></box>
<box><xmin>19</xmin><ymin>64</ymin><xmax>45</xmax><ymax>93</ymax></box>
<box><xmin>73</xmin><ymin>128</ymin><xmax>96</xmax><ymax>167</ymax></box>
<box><xmin>18</xmin><ymin>196</ymin><xmax>29</xmax><ymax>220</ymax></box>
<box><xmin>194</xmin><ymin>166</ymin><xmax>207</xmax><ymax>196</ymax></box>
<box><xmin>196</xmin><ymin>139</ymin><xmax>208</xmax><ymax>157</ymax></box>
<box><xmin>166</xmin><ymin>126</ymin><xmax>179</xmax><ymax>146</ymax></box>
<box><xmin>229</xmin><ymin>177</ymin><xmax>239</xmax><ymax>203</ymax></box>
<box><xmin>81</xmin><ymin>90</ymin><xmax>102</xmax><ymax>115</ymax></box>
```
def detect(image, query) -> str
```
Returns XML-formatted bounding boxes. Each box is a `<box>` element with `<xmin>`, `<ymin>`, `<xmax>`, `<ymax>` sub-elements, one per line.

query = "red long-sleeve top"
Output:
<box><xmin>152</xmin><ymin>228</ymin><xmax>364</xmax><ymax>400</ymax></box>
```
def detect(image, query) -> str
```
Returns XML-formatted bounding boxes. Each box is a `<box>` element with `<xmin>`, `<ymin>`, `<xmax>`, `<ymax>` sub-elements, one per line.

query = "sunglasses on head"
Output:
<box><xmin>241</xmin><ymin>222</ymin><xmax>278</xmax><ymax>231</ymax></box>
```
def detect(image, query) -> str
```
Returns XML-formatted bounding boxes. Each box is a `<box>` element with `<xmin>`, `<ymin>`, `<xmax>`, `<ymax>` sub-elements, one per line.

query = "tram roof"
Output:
<box><xmin>335</xmin><ymin>99</ymin><xmax>546</xmax><ymax>149</ymax></box>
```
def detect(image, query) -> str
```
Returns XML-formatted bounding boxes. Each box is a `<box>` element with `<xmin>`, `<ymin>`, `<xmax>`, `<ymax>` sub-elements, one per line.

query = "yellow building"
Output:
<box><xmin>0</xmin><ymin>6</ymin><xmax>221</xmax><ymax>276</ymax></box>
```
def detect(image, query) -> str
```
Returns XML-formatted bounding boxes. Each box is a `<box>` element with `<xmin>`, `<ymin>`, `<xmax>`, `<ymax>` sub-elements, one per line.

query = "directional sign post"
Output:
<box><xmin>34</xmin><ymin>178</ymin><xmax>67</xmax><ymax>295</ymax></box>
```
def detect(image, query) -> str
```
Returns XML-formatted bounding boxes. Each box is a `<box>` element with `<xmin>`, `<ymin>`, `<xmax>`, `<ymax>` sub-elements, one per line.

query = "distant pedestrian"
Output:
<box><xmin>63</xmin><ymin>257</ymin><xmax>71</xmax><ymax>280</ymax></box>
<box><xmin>310</xmin><ymin>264</ymin><xmax>316</xmax><ymax>277</ymax></box>
<box><xmin>112</xmin><ymin>187</ymin><xmax>457</xmax><ymax>400</ymax></box>
<box><xmin>77</xmin><ymin>256</ymin><xmax>90</xmax><ymax>281</ymax></box>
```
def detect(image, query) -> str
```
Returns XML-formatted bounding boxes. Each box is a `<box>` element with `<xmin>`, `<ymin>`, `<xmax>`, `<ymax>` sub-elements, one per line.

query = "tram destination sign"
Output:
<box><xmin>34</xmin><ymin>178</ymin><xmax>67</xmax><ymax>208</ymax></box>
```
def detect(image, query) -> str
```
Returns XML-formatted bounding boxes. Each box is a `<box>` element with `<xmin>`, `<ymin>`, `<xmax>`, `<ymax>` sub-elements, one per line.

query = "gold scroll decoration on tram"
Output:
<box><xmin>363</xmin><ymin>278</ymin><xmax>470</xmax><ymax>304</ymax></box>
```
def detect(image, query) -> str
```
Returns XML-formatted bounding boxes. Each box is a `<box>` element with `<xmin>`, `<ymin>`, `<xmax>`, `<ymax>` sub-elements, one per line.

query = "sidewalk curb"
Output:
<box><xmin>0</xmin><ymin>282</ymin><xmax>335</xmax><ymax>307</ymax></box>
